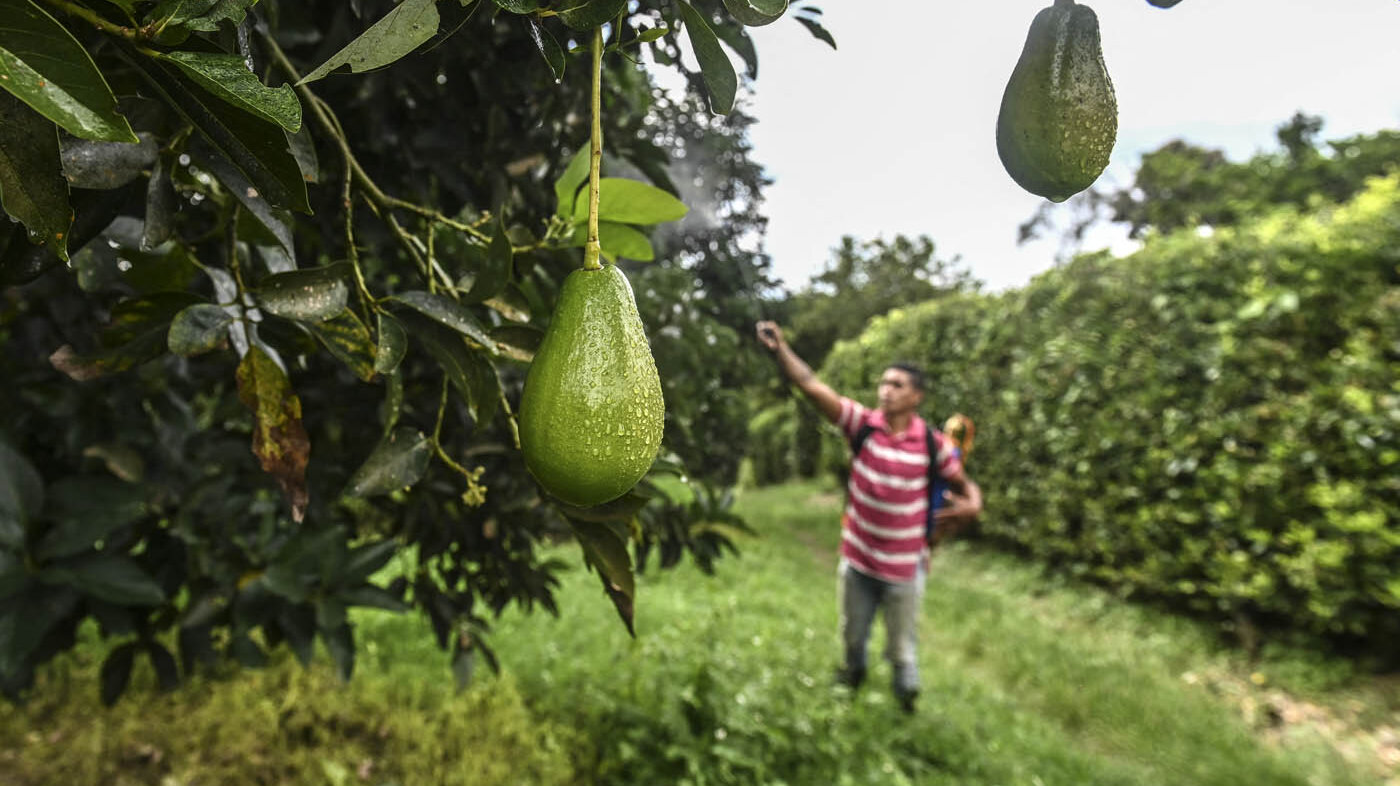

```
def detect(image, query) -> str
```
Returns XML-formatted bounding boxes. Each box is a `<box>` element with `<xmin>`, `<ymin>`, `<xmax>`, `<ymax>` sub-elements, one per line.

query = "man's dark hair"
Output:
<box><xmin>886</xmin><ymin>362</ymin><xmax>926</xmax><ymax>392</ymax></box>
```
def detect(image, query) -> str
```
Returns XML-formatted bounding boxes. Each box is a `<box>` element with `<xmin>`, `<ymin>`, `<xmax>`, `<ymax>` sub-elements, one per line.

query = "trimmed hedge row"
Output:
<box><xmin>818</xmin><ymin>175</ymin><xmax>1400</xmax><ymax>647</ymax></box>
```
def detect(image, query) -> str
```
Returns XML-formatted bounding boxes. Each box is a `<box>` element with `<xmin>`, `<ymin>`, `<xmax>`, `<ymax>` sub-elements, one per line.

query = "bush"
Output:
<box><xmin>822</xmin><ymin>175</ymin><xmax>1400</xmax><ymax>651</ymax></box>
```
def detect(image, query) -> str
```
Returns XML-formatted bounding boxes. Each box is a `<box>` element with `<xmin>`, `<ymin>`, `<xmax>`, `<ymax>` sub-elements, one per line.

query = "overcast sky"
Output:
<box><xmin>737</xmin><ymin>1</ymin><xmax>1400</xmax><ymax>293</ymax></box>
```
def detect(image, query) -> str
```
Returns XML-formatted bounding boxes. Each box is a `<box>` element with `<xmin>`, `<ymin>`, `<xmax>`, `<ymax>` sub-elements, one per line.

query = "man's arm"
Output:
<box><xmin>755</xmin><ymin>321</ymin><xmax>843</xmax><ymax>424</ymax></box>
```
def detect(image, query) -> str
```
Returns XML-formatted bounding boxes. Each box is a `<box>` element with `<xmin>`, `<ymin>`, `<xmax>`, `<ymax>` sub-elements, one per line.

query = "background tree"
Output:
<box><xmin>0</xmin><ymin>0</ymin><xmax>833</xmax><ymax>702</ymax></box>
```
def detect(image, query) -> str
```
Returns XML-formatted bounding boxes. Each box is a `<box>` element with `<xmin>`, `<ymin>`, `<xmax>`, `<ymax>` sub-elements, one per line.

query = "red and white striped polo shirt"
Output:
<box><xmin>837</xmin><ymin>397</ymin><xmax>962</xmax><ymax>583</ymax></box>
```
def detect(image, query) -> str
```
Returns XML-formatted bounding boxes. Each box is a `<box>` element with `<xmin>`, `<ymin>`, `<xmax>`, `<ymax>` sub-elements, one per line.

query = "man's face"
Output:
<box><xmin>877</xmin><ymin>368</ymin><xmax>923</xmax><ymax>416</ymax></box>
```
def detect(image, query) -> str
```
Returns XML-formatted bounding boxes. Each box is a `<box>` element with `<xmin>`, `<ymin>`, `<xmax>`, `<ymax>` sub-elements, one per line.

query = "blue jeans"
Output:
<box><xmin>837</xmin><ymin>558</ymin><xmax>926</xmax><ymax>697</ymax></box>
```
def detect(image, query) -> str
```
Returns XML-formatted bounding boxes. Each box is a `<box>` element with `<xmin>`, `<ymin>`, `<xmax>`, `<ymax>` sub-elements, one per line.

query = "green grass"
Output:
<box><xmin>1</xmin><ymin>480</ymin><xmax>1393</xmax><ymax>785</ymax></box>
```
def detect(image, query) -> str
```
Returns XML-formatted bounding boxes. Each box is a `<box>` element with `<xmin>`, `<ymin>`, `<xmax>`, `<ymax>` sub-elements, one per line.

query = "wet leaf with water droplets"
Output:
<box><xmin>389</xmin><ymin>290</ymin><xmax>497</xmax><ymax>352</ymax></box>
<box><xmin>256</xmin><ymin>263</ymin><xmax>351</xmax><ymax>322</ymax></box>
<box><xmin>158</xmin><ymin>51</ymin><xmax>302</xmax><ymax>133</ymax></box>
<box><xmin>0</xmin><ymin>0</ymin><xmax>138</xmax><ymax>143</ymax></box>
<box><xmin>60</xmin><ymin>132</ymin><xmax>158</xmax><ymax>190</ymax></box>
<box><xmin>344</xmin><ymin>427</ymin><xmax>432</xmax><ymax>498</ymax></box>
<box><xmin>0</xmin><ymin>90</ymin><xmax>70</xmax><ymax>261</ymax></box>
<box><xmin>299</xmin><ymin>0</ymin><xmax>440</xmax><ymax>84</ymax></box>
<box><xmin>168</xmin><ymin>302</ymin><xmax>233</xmax><ymax>357</ymax></box>
<box><xmin>306</xmin><ymin>308</ymin><xmax>376</xmax><ymax>381</ymax></box>
<box><xmin>375</xmin><ymin>313</ymin><xmax>408</xmax><ymax>374</ymax></box>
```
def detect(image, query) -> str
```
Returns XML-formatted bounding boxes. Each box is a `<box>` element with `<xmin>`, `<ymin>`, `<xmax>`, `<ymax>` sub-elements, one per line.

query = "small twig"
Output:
<box><xmin>39</xmin><ymin>0</ymin><xmax>142</xmax><ymax>41</ymax></box>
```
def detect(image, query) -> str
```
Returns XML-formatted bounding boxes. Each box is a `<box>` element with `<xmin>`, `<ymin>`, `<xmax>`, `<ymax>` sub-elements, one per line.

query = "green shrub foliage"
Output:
<box><xmin>823</xmin><ymin>175</ymin><xmax>1400</xmax><ymax>647</ymax></box>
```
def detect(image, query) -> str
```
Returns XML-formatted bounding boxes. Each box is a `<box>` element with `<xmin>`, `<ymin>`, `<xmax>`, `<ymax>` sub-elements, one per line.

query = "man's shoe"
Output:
<box><xmin>896</xmin><ymin>689</ymin><xmax>919</xmax><ymax>714</ymax></box>
<box><xmin>833</xmin><ymin>666</ymin><xmax>866</xmax><ymax>690</ymax></box>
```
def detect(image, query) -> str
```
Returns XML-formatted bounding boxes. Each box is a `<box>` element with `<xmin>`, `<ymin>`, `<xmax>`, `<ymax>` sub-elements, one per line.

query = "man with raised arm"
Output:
<box><xmin>755</xmin><ymin>320</ymin><xmax>983</xmax><ymax>713</ymax></box>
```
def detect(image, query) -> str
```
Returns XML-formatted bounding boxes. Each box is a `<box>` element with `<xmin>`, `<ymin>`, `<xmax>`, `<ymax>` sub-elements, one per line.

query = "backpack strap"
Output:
<box><xmin>848</xmin><ymin>423</ymin><xmax>877</xmax><ymax>459</ymax></box>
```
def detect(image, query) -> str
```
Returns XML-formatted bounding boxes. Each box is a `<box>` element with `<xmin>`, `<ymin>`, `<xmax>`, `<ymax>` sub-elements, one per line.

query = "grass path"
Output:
<box><xmin>1</xmin><ymin>480</ymin><xmax>1394</xmax><ymax>785</ymax></box>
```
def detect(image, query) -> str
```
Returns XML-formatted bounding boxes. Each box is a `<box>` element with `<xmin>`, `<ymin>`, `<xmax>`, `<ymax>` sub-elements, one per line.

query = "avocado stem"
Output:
<box><xmin>584</xmin><ymin>25</ymin><xmax>604</xmax><ymax>271</ymax></box>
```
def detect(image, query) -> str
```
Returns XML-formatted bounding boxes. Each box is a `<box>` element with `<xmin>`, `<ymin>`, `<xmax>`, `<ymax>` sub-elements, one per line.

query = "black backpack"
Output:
<box><xmin>849</xmin><ymin>423</ymin><xmax>958</xmax><ymax>544</ymax></box>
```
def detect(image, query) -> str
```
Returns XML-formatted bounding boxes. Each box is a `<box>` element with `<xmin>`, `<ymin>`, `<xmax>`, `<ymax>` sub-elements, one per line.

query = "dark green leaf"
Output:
<box><xmin>316</xmin><ymin>597</ymin><xmax>347</xmax><ymax>631</ymax></box>
<box><xmin>793</xmin><ymin>15</ymin><xmax>836</xmax><ymax>50</ymax></box>
<box><xmin>0</xmin><ymin>90</ymin><xmax>70</xmax><ymax>260</ymax></box>
<box><xmin>160</xmin><ymin>51</ymin><xmax>302</xmax><ymax>133</ymax></box>
<box><xmin>340</xmin><ymin>584</ymin><xmax>409</xmax><ymax>612</ymax></box>
<box><xmin>73</xmin><ymin>217</ymin><xmax>199</xmax><ymax>295</ymax></box>
<box><xmin>461</xmin><ymin>219</ymin><xmax>512</xmax><ymax>303</ymax></box>
<box><xmin>100</xmin><ymin>642</ymin><xmax>136</xmax><ymax>706</ymax></box>
<box><xmin>229</xmin><ymin>632</ymin><xmax>266</xmax><ymax>667</ymax></box>
<box><xmin>571</xmin><ymin>177</ymin><xmax>688</xmax><ymax>225</ymax></box>
<box><xmin>191</xmin><ymin>138</ymin><xmax>297</xmax><ymax>252</ymax></box>
<box><xmin>677</xmin><ymin>1</ymin><xmax>737</xmax><ymax>114</ymax></box>
<box><xmin>168</xmin><ymin>303</ymin><xmax>234</xmax><ymax>357</ymax></box>
<box><xmin>711</xmin><ymin>17</ymin><xmax>758</xmax><ymax>79</ymax></box>
<box><xmin>321</xmin><ymin>624</ymin><xmax>354</xmax><ymax>681</ymax></box>
<box><xmin>300</xmin><ymin>0</ymin><xmax>440</xmax><ymax>84</ymax></box>
<box><xmin>569</xmin><ymin>520</ymin><xmax>635</xmax><ymax>636</ymax></box>
<box><xmin>59</xmin><ymin>132</ymin><xmax>158</xmax><ymax>190</ymax></box>
<box><xmin>553</xmin><ymin>144</ymin><xmax>589</xmax><ymax>220</ymax></box>
<box><xmin>720</xmin><ymin>0</ymin><xmax>787</xmax><ymax>27</ymax></box>
<box><xmin>278</xmin><ymin>605</ymin><xmax>316</xmax><ymax>666</ymax></box>
<box><xmin>493</xmin><ymin>0</ymin><xmax>542</xmax><ymax>11</ymax></box>
<box><xmin>256</xmin><ymin>263</ymin><xmax>350</xmax><ymax>322</ymax></box>
<box><xmin>482</xmin><ymin>285</ymin><xmax>532</xmax><ymax>324</ymax></box>
<box><xmin>235</xmin><ymin>346</ymin><xmax>311</xmax><ymax>522</ymax></box>
<box><xmin>0</xmin><ymin>554</ymin><xmax>26</xmax><ymax>601</ymax></box>
<box><xmin>389</xmin><ymin>290</ymin><xmax>497</xmax><ymax>352</ymax></box>
<box><xmin>526</xmin><ymin>18</ymin><xmax>565</xmax><ymax>82</ymax></box>
<box><xmin>557</xmin><ymin>0</ymin><xmax>628</xmax><ymax>31</ymax></box>
<box><xmin>146</xmin><ymin>0</ymin><xmax>259</xmax><ymax>33</ymax></box>
<box><xmin>34</xmin><ymin>476</ymin><xmax>148</xmax><ymax>562</ymax></box>
<box><xmin>49</xmin><ymin>292</ymin><xmax>199</xmax><ymax>380</ymax></box>
<box><xmin>0</xmin><ymin>440</ymin><xmax>43</xmax><ymax>548</ymax></box>
<box><xmin>142</xmin><ymin>155</ymin><xmax>177</xmax><ymax>250</ymax></box>
<box><xmin>488</xmin><ymin>324</ymin><xmax>542</xmax><ymax>363</ymax></box>
<box><xmin>402</xmin><ymin>313</ymin><xmax>501</xmax><ymax>428</ymax></box>
<box><xmin>0</xmin><ymin>586</ymin><xmax>77</xmax><ymax>676</ymax></box>
<box><xmin>306</xmin><ymin>308</ymin><xmax>377</xmax><ymax>381</ymax></box>
<box><xmin>375</xmin><ymin>313</ymin><xmax>408</xmax><ymax>374</ymax></box>
<box><xmin>120</xmin><ymin>43</ymin><xmax>310</xmax><ymax>214</ymax></box>
<box><xmin>0</xmin><ymin>0</ymin><xmax>138</xmax><ymax>142</ymax></box>
<box><xmin>344</xmin><ymin>428</ymin><xmax>432</xmax><ymax>498</ymax></box>
<box><xmin>145</xmin><ymin>641</ymin><xmax>179</xmax><ymax>691</ymax></box>
<box><xmin>40</xmin><ymin>553</ymin><xmax>166</xmax><ymax>606</ymax></box>
<box><xmin>556</xmin><ymin>487</ymin><xmax>653</xmax><ymax>523</ymax></box>
<box><xmin>288</xmin><ymin>124</ymin><xmax>319</xmax><ymax>184</ymax></box>
<box><xmin>380</xmin><ymin>369</ymin><xmax>404</xmax><ymax>434</ymax></box>
<box><xmin>345</xmin><ymin>539</ymin><xmax>399</xmax><ymax>582</ymax></box>
<box><xmin>177</xmin><ymin>625</ymin><xmax>217</xmax><ymax>674</ymax></box>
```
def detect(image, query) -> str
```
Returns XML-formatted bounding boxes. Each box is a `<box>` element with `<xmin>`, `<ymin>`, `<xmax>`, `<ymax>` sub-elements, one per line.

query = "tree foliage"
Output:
<box><xmin>0</xmin><ymin>0</ymin><xmax>835</xmax><ymax>702</ymax></box>
<box><xmin>825</xmin><ymin>174</ymin><xmax>1400</xmax><ymax>655</ymax></box>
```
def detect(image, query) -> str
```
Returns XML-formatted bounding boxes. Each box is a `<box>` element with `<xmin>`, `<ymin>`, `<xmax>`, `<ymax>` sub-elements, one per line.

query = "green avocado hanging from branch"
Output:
<box><xmin>518</xmin><ymin>26</ymin><xmax>665</xmax><ymax>509</ymax></box>
<box><xmin>996</xmin><ymin>0</ymin><xmax>1118</xmax><ymax>202</ymax></box>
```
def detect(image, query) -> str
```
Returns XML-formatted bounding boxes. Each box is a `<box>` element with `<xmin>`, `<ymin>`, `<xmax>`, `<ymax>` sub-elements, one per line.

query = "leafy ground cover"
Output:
<box><xmin>2</xmin><ymin>480</ymin><xmax>1395</xmax><ymax>785</ymax></box>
